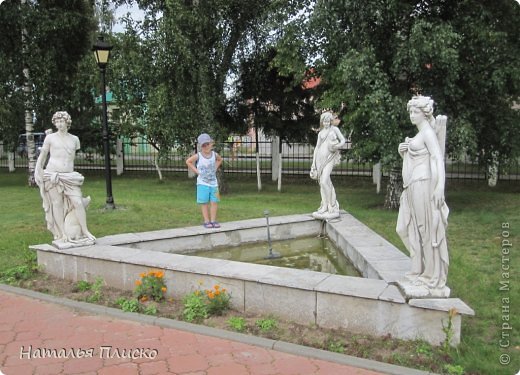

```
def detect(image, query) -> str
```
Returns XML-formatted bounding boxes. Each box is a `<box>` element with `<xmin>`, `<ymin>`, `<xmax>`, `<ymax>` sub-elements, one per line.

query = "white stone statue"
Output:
<box><xmin>34</xmin><ymin>111</ymin><xmax>95</xmax><ymax>248</ymax></box>
<box><xmin>310</xmin><ymin>111</ymin><xmax>346</xmax><ymax>220</ymax></box>
<box><xmin>396</xmin><ymin>96</ymin><xmax>450</xmax><ymax>298</ymax></box>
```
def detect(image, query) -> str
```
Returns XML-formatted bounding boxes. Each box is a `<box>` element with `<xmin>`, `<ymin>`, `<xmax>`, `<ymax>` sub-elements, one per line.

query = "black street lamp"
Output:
<box><xmin>92</xmin><ymin>35</ymin><xmax>115</xmax><ymax>209</ymax></box>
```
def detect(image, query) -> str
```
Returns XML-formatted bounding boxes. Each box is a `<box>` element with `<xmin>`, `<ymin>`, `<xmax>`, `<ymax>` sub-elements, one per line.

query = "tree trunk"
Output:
<box><xmin>372</xmin><ymin>162</ymin><xmax>382</xmax><ymax>194</ymax></box>
<box><xmin>255</xmin><ymin>125</ymin><xmax>262</xmax><ymax>191</ymax></box>
<box><xmin>256</xmin><ymin>152</ymin><xmax>262</xmax><ymax>191</ymax></box>
<box><xmin>22</xmin><ymin>0</ymin><xmax>37</xmax><ymax>187</ymax></box>
<box><xmin>153</xmin><ymin>156</ymin><xmax>163</xmax><ymax>181</ymax></box>
<box><xmin>487</xmin><ymin>150</ymin><xmax>499</xmax><ymax>187</ymax></box>
<box><xmin>271</xmin><ymin>136</ymin><xmax>280</xmax><ymax>182</ymax></box>
<box><xmin>384</xmin><ymin>167</ymin><xmax>402</xmax><ymax>210</ymax></box>
<box><xmin>217</xmin><ymin>166</ymin><xmax>228</xmax><ymax>194</ymax></box>
<box><xmin>8</xmin><ymin>152</ymin><xmax>15</xmax><ymax>172</ymax></box>
<box><xmin>277</xmin><ymin>151</ymin><xmax>282</xmax><ymax>192</ymax></box>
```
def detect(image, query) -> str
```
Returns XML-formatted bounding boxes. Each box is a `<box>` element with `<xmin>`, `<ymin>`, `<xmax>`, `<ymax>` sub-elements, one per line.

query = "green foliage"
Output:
<box><xmin>235</xmin><ymin>47</ymin><xmax>319</xmax><ymax>144</ymax></box>
<box><xmin>306</xmin><ymin>0</ymin><xmax>520</xmax><ymax>175</ymax></box>
<box><xmin>134</xmin><ymin>270</ymin><xmax>167</xmax><ymax>302</ymax></box>
<box><xmin>442</xmin><ymin>308</ymin><xmax>457</xmax><ymax>354</ymax></box>
<box><xmin>255</xmin><ymin>317</ymin><xmax>278</xmax><ymax>332</ymax></box>
<box><xmin>1</xmin><ymin>172</ymin><xmax>519</xmax><ymax>374</ymax></box>
<box><xmin>327</xmin><ymin>339</ymin><xmax>345</xmax><ymax>354</ymax></box>
<box><xmin>415</xmin><ymin>342</ymin><xmax>433</xmax><ymax>357</ymax></box>
<box><xmin>390</xmin><ymin>352</ymin><xmax>407</xmax><ymax>365</ymax></box>
<box><xmin>182</xmin><ymin>291</ymin><xmax>208</xmax><ymax>322</ymax></box>
<box><xmin>0</xmin><ymin>265</ymin><xmax>35</xmax><ymax>285</ymax></box>
<box><xmin>204</xmin><ymin>284</ymin><xmax>231</xmax><ymax>316</ymax></box>
<box><xmin>227</xmin><ymin>316</ymin><xmax>247</xmax><ymax>332</ymax></box>
<box><xmin>86</xmin><ymin>277</ymin><xmax>104</xmax><ymax>303</ymax></box>
<box><xmin>115</xmin><ymin>296</ymin><xmax>157</xmax><ymax>315</ymax></box>
<box><xmin>110</xmin><ymin>0</ymin><xmax>314</xmax><ymax>152</ymax></box>
<box><xmin>142</xmin><ymin>302</ymin><xmax>158</xmax><ymax>316</ymax></box>
<box><xmin>74</xmin><ymin>280</ymin><xmax>93</xmax><ymax>292</ymax></box>
<box><xmin>443</xmin><ymin>364</ymin><xmax>465</xmax><ymax>375</ymax></box>
<box><xmin>182</xmin><ymin>283</ymin><xmax>231</xmax><ymax>322</ymax></box>
<box><xmin>0</xmin><ymin>251</ymin><xmax>39</xmax><ymax>285</ymax></box>
<box><xmin>0</xmin><ymin>0</ymin><xmax>97</xmax><ymax>145</ymax></box>
<box><xmin>116</xmin><ymin>297</ymin><xmax>140</xmax><ymax>313</ymax></box>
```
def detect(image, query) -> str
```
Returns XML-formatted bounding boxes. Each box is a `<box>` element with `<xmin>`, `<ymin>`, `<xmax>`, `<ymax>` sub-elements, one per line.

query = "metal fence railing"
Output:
<box><xmin>1</xmin><ymin>138</ymin><xmax>519</xmax><ymax>182</ymax></box>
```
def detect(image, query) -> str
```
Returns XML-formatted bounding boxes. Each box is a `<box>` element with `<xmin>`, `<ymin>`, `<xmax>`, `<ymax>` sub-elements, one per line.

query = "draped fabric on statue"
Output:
<box><xmin>397</xmin><ymin>145</ymin><xmax>449</xmax><ymax>289</ymax></box>
<box><xmin>39</xmin><ymin>171</ymin><xmax>85</xmax><ymax>240</ymax></box>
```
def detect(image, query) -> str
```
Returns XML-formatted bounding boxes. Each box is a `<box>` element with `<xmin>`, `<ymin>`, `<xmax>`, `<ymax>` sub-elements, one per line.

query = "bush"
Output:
<box><xmin>182</xmin><ymin>284</ymin><xmax>232</xmax><ymax>322</ymax></box>
<box><xmin>116</xmin><ymin>297</ymin><xmax>140</xmax><ymax>313</ymax></box>
<box><xmin>183</xmin><ymin>291</ymin><xmax>208</xmax><ymax>322</ymax></box>
<box><xmin>255</xmin><ymin>318</ymin><xmax>278</xmax><ymax>332</ymax></box>
<box><xmin>134</xmin><ymin>269</ymin><xmax>167</xmax><ymax>302</ymax></box>
<box><xmin>227</xmin><ymin>316</ymin><xmax>247</xmax><ymax>332</ymax></box>
<box><xmin>204</xmin><ymin>285</ymin><xmax>231</xmax><ymax>316</ymax></box>
<box><xmin>74</xmin><ymin>280</ymin><xmax>92</xmax><ymax>292</ymax></box>
<box><xmin>85</xmin><ymin>277</ymin><xmax>104</xmax><ymax>303</ymax></box>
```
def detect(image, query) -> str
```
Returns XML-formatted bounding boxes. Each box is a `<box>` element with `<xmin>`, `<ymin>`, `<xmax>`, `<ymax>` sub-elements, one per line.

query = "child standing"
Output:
<box><xmin>186</xmin><ymin>133</ymin><xmax>223</xmax><ymax>228</ymax></box>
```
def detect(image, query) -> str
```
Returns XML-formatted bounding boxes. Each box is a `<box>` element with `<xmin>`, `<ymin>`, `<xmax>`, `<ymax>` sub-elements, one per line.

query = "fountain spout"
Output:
<box><xmin>263</xmin><ymin>210</ymin><xmax>281</xmax><ymax>259</ymax></box>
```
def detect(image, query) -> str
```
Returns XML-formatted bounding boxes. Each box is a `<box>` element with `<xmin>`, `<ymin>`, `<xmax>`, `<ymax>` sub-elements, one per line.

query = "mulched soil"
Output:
<box><xmin>16</xmin><ymin>271</ymin><xmax>455</xmax><ymax>374</ymax></box>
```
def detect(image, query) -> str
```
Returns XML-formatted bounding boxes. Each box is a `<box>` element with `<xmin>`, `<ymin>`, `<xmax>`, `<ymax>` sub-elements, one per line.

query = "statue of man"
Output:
<box><xmin>35</xmin><ymin>111</ymin><xmax>95</xmax><ymax>247</ymax></box>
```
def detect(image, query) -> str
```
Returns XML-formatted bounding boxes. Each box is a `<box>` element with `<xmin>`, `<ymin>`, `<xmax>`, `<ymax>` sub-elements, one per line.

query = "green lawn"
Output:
<box><xmin>0</xmin><ymin>169</ymin><xmax>518</xmax><ymax>374</ymax></box>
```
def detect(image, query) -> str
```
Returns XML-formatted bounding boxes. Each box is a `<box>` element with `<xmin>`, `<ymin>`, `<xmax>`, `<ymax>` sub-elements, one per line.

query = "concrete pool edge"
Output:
<box><xmin>31</xmin><ymin>212</ymin><xmax>474</xmax><ymax>346</ymax></box>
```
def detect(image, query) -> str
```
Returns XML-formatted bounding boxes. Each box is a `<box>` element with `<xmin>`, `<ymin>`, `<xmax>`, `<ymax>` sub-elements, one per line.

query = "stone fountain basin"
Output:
<box><xmin>30</xmin><ymin>212</ymin><xmax>473</xmax><ymax>346</ymax></box>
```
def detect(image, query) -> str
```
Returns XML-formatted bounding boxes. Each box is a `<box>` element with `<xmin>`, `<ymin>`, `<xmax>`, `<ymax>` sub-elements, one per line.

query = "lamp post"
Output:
<box><xmin>92</xmin><ymin>36</ymin><xmax>115</xmax><ymax>209</ymax></box>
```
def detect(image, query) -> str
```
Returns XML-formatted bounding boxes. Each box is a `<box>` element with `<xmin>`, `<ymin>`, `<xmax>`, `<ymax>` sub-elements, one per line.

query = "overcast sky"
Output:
<box><xmin>112</xmin><ymin>3</ymin><xmax>146</xmax><ymax>33</ymax></box>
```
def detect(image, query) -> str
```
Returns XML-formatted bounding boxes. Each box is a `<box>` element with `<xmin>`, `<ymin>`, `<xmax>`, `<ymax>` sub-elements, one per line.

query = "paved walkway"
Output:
<box><xmin>0</xmin><ymin>286</ymin><xmax>430</xmax><ymax>375</ymax></box>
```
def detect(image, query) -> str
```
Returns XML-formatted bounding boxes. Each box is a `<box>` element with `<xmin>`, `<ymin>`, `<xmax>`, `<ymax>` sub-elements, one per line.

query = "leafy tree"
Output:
<box><xmin>0</xmin><ymin>0</ymin><xmax>29</xmax><ymax>152</ymax></box>
<box><xmin>110</xmin><ymin>0</ymin><xmax>313</xmax><ymax>153</ymax></box>
<box><xmin>26</xmin><ymin>1</ymin><xmax>97</xmax><ymax>131</ymax></box>
<box><xmin>235</xmin><ymin>47</ymin><xmax>319</xmax><ymax>145</ymax></box>
<box><xmin>0</xmin><ymin>0</ymin><xmax>97</xmax><ymax>184</ymax></box>
<box><xmin>305</xmin><ymin>0</ymin><xmax>519</xmax><ymax>196</ymax></box>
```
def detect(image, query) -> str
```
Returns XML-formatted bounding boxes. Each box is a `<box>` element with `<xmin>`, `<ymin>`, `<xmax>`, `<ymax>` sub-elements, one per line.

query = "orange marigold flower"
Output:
<box><xmin>139</xmin><ymin>272</ymin><xmax>146</xmax><ymax>278</ymax></box>
<box><xmin>135</xmin><ymin>280</ymin><xmax>142</xmax><ymax>286</ymax></box>
<box><xmin>215</xmin><ymin>290</ymin><xmax>220</xmax><ymax>296</ymax></box>
<box><xmin>161</xmin><ymin>287</ymin><xmax>167</xmax><ymax>292</ymax></box>
<box><xmin>154</xmin><ymin>271</ymin><xmax>164</xmax><ymax>278</ymax></box>
<box><xmin>221</xmin><ymin>288</ymin><xmax>227</xmax><ymax>293</ymax></box>
<box><xmin>140</xmin><ymin>295</ymin><xmax>148</xmax><ymax>302</ymax></box>
<box><xmin>214</xmin><ymin>285</ymin><xmax>220</xmax><ymax>290</ymax></box>
<box><xmin>208</xmin><ymin>292</ymin><xmax>215</xmax><ymax>299</ymax></box>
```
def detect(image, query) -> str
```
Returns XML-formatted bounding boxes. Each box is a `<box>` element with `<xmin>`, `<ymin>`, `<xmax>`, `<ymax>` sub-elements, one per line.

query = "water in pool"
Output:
<box><xmin>187</xmin><ymin>236</ymin><xmax>361</xmax><ymax>277</ymax></box>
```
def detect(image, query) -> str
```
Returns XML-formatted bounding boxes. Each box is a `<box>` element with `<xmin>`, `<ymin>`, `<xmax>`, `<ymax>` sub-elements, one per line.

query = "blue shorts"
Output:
<box><xmin>197</xmin><ymin>184</ymin><xmax>220</xmax><ymax>204</ymax></box>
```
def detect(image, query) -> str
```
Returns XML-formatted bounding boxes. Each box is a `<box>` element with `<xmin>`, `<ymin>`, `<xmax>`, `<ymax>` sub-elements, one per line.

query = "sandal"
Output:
<box><xmin>211</xmin><ymin>221</ymin><xmax>221</xmax><ymax>228</ymax></box>
<box><xmin>203</xmin><ymin>222</ymin><xmax>214</xmax><ymax>228</ymax></box>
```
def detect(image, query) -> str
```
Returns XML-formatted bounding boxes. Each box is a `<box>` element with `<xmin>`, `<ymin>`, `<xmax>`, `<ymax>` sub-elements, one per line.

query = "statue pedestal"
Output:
<box><xmin>312</xmin><ymin>211</ymin><xmax>340</xmax><ymax>220</ymax></box>
<box><xmin>397</xmin><ymin>279</ymin><xmax>451</xmax><ymax>299</ymax></box>
<box><xmin>52</xmin><ymin>238</ymin><xmax>95</xmax><ymax>250</ymax></box>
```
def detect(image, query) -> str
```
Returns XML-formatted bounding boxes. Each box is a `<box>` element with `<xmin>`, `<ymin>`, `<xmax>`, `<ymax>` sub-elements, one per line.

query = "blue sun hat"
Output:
<box><xmin>197</xmin><ymin>133</ymin><xmax>212</xmax><ymax>145</ymax></box>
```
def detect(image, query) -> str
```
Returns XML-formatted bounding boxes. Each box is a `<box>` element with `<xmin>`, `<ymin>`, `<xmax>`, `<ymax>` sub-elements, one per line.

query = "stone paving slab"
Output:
<box><xmin>0</xmin><ymin>285</ymin><xmax>433</xmax><ymax>375</ymax></box>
